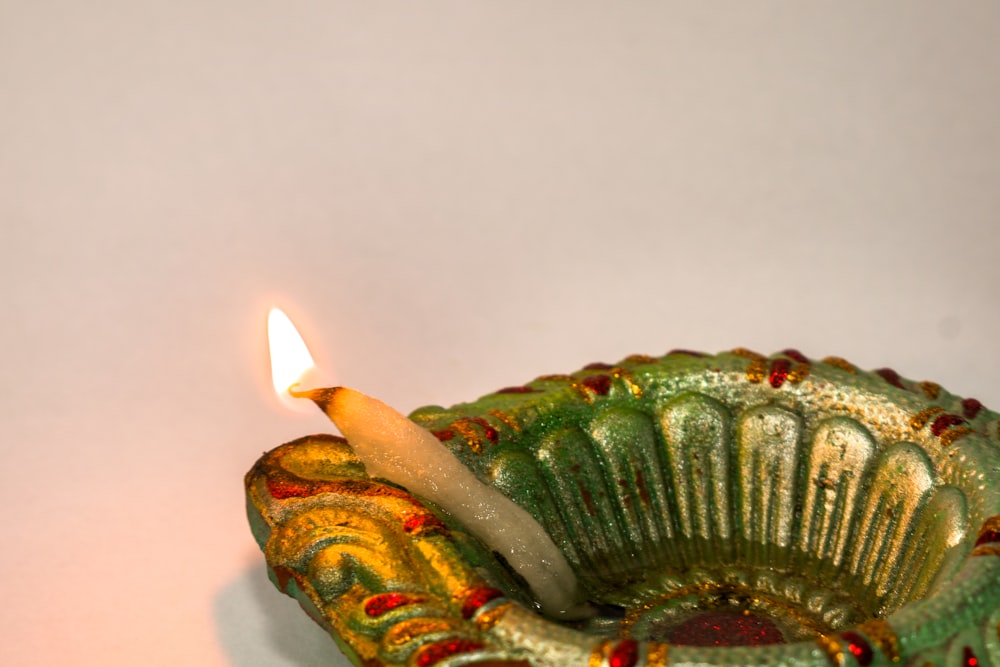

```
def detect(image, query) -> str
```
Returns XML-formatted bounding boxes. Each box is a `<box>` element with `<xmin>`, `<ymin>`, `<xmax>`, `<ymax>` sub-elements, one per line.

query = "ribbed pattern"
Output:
<box><xmin>489</xmin><ymin>391</ymin><xmax>969</xmax><ymax>614</ymax></box>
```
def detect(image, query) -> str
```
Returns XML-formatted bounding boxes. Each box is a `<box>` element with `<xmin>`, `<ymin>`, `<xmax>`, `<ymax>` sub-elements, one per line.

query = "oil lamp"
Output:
<box><xmin>248</xmin><ymin>313</ymin><xmax>1000</xmax><ymax>667</ymax></box>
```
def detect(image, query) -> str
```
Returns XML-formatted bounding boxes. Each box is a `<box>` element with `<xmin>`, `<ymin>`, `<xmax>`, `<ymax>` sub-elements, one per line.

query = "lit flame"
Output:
<box><xmin>267</xmin><ymin>307</ymin><xmax>316</xmax><ymax>399</ymax></box>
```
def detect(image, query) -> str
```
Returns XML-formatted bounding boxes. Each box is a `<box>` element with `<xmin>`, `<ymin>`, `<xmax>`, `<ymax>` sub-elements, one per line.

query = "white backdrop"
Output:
<box><xmin>2</xmin><ymin>3</ymin><xmax>999</xmax><ymax>666</ymax></box>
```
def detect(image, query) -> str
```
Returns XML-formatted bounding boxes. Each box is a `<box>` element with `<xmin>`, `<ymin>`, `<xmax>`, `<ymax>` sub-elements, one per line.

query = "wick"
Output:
<box><xmin>288</xmin><ymin>384</ymin><xmax>340</xmax><ymax>408</ymax></box>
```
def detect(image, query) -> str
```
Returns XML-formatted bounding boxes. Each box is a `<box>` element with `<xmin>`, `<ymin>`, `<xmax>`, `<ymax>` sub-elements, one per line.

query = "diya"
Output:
<box><xmin>246</xmin><ymin>346</ymin><xmax>1000</xmax><ymax>667</ymax></box>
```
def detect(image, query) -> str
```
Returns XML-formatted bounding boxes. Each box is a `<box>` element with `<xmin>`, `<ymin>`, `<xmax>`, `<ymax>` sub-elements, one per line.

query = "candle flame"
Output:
<box><xmin>267</xmin><ymin>307</ymin><xmax>316</xmax><ymax>398</ymax></box>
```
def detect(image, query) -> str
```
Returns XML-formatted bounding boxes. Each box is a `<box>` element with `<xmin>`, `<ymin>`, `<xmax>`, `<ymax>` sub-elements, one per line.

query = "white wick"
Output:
<box><xmin>292</xmin><ymin>385</ymin><xmax>586</xmax><ymax>618</ymax></box>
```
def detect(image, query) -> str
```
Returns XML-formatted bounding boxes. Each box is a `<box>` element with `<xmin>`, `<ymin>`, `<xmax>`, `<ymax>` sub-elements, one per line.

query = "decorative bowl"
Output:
<box><xmin>246</xmin><ymin>349</ymin><xmax>1000</xmax><ymax>667</ymax></box>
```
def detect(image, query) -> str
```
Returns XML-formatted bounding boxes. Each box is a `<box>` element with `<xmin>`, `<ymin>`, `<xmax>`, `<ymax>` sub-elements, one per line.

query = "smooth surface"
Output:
<box><xmin>2</xmin><ymin>3</ymin><xmax>999</xmax><ymax>666</ymax></box>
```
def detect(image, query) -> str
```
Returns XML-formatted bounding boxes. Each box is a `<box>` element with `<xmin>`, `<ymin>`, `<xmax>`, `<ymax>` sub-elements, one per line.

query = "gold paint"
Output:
<box><xmin>940</xmin><ymin>426</ymin><xmax>973</xmax><ymax>447</ymax></box>
<box><xmin>570</xmin><ymin>381</ymin><xmax>597</xmax><ymax>404</ymax></box>
<box><xmin>412</xmin><ymin>540</ymin><xmax>482</xmax><ymax>596</ymax></box>
<box><xmin>822</xmin><ymin>357</ymin><xmax>857</xmax><ymax>374</ymax></box>
<box><xmin>919</xmin><ymin>381</ymin><xmax>942</xmax><ymax>400</ymax></box>
<box><xmin>450</xmin><ymin>420</ymin><xmax>485</xmax><ymax>454</ymax></box>
<box><xmin>972</xmin><ymin>544</ymin><xmax>1000</xmax><ymax>558</ymax></box>
<box><xmin>278</xmin><ymin>435</ymin><xmax>361</xmax><ymax>477</ymax></box>
<box><xmin>857</xmin><ymin>619</ymin><xmax>900</xmax><ymax>662</ymax></box>
<box><xmin>383</xmin><ymin>618</ymin><xmax>459</xmax><ymax>648</ymax></box>
<box><xmin>911</xmin><ymin>407</ymin><xmax>945</xmax><ymax>431</ymax></box>
<box><xmin>746</xmin><ymin>358</ymin><xmax>767</xmax><ymax>384</ymax></box>
<box><xmin>247</xmin><ymin>437</ymin><xmax>512</xmax><ymax>665</ymax></box>
<box><xmin>815</xmin><ymin>634</ymin><xmax>844</xmax><ymax>666</ymax></box>
<box><xmin>488</xmin><ymin>410</ymin><xmax>521</xmax><ymax>433</ymax></box>
<box><xmin>788</xmin><ymin>362</ymin><xmax>811</xmax><ymax>384</ymax></box>
<box><xmin>307</xmin><ymin>543</ymin><xmax>401</xmax><ymax>596</ymax></box>
<box><xmin>588</xmin><ymin>639</ymin><xmax>612</xmax><ymax>667</ymax></box>
<box><xmin>267</xmin><ymin>508</ymin><xmax>389</xmax><ymax>569</ymax></box>
<box><xmin>611</xmin><ymin>367</ymin><xmax>644</xmax><ymax>398</ymax></box>
<box><xmin>536</xmin><ymin>374</ymin><xmax>574</xmax><ymax>382</ymax></box>
<box><xmin>475</xmin><ymin>602</ymin><xmax>513</xmax><ymax>631</ymax></box>
<box><xmin>732</xmin><ymin>347</ymin><xmax>766</xmax><ymax>361</ymax></box>
<box><xmin>645</xmin><ymin>642</ymin><xmax>670</xmax><ymax>667</ymax></box>
<box><xmin>977</xmin><ymin>515</ymin><xmax>1000</xmax><ymax>544</ymax></box>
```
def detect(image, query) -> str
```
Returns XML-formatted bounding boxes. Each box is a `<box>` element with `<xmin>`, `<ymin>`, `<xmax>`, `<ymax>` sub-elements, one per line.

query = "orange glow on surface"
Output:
<box><xmin>267</xmin><ymin>308</ymin><xmax>317</xmax><ymax>406</ymax></box>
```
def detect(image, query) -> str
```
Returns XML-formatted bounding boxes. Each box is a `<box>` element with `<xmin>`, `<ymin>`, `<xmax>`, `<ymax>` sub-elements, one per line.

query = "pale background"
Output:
<box><xmin>2</xmin><ymin>2</ymin><xmax>999</xmax><ymax>666</ymax></box>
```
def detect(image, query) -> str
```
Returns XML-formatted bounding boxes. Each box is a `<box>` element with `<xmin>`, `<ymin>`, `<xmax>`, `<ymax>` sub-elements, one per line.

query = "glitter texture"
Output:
<box><xmin>248</xmin><ymin>350</ymin><xmax>1000</xmax><ymax>667</ymax></box>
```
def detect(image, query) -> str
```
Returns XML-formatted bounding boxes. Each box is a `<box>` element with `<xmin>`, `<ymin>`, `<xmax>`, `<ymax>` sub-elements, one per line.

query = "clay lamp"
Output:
<box><xmin>247</xmin><ymin>340</ymin><xmax>1000</xmax><ymax>667</ymax></box>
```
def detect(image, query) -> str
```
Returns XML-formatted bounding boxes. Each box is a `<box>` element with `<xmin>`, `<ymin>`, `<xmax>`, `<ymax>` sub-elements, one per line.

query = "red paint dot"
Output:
<box><xmin>265</xmin><ymin>476</ymin><xmax>348</xmax><ymax>500</ymax></box>
<box><xmin>266</xmin><ymin>478</ymin><xmax>322</xmax><ymax>499</ymax></box>
<box><xmin>931</xmin><ymin>413</ymin><xmax>967</xmax><ymax>437</ymax></box>
<box><xmin>496</xmin><ymin>386</ymin><xmax>537</xmax><ymax>394</ymax></box>
<box><xmin>609</xmin><ymin>639</ymin><xmax>639</xmax><ymax>667</ymax></box>
<box><xmin>976</xmin><ymin>526</ymin><xmax>1000</xmax><ymax>546</ymax></box>
<box><xmin>431</xmin><ymin>429</ymin><xmax>454</xmax><ymax>441</ymax></box>
<box><xmin>459</xmin><ymin>417</ymin><xmax>500</xmax><ymax>444</ymax></box>
<box><xmin>584</xmin><ymin>362</ymin><xmax>613</xmax><ymax>370</ymax></box>
<box><xmin>769</xmin><ymin>358</ymin><xmax>791</xmax><ymax>388</ymax></box>
<box><xmin>635</xmin><ymin>469</ymin><xmax>652</xmax><ymax>505</ymax></box>
<box><xmin>875</xmin><ymin>368</ymin><xmax>906</xmax><ymax>390</ymax></box>
<box><xmin>364</xmin><ymin>593</ymin><xmax>424</xmax><ymax>617</ymax></box>
<box><xmin>669</xmin><ymin>612</ymin><xmax>785</xmax><ymax>647</ymax></box>
<box><xmin>782</xmin><ymin>349</ymin><xmax>809</xmax><ymax>363</ymax></box>
<box><xmin>461</xmin><ymin>587</ymin><xmax>504</xmax><ymax>619</ymax></box>
<box><xmin>579</xmin><ymin>486</ymin><xmax>597</xmax><ymax>516</ymax></box>
<box><xmin>962</xmin><ymin>398</ymin><xmax>984</xmax><ymax>420</ymax></box>
<box><xmin>667</xmin><ymin>349</ymin><xmax>707</xmax><ymax>357</ymax></box>
<box><xmin>416</xmin><ymin>639</ymin><xmax>484</xmax><ymax>667</ymax></box>
<box><xmin>964</xmin><ymin>647</ymin><xmax>979</xmax><ymax>667</ymax></box>
<box><xmin>582</xmin><ymin>375</ymin><xmax>612</xmax><ymax>395</ymax></box>
<box><xmin>265</xmin><ymin>474</ymin><xmax>421</xmax><ymax>503</ymax></box>
<box><xmin>403</xmin><ymin>513</ymin><xmax>447</xmax><ymax>536</ymax></box>
<box><xmin>840</xmin><ymin>631</ymin><xmax>873</xmax><ymax>666</ymax></box>
<box><xmin>271</xmin><ymin>565</ymin><xmax>296</xmax><ymax>592</ymax></box>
